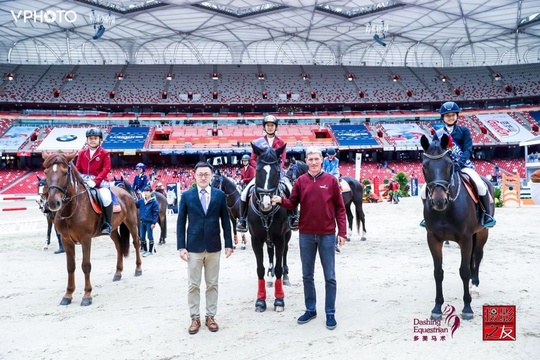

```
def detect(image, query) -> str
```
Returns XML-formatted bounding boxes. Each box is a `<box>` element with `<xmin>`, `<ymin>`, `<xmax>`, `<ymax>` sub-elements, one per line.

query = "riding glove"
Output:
<box><xmin>87</xmin><ymin>180</ymin><xmax>96</xmax><ymax>188</ymax></box>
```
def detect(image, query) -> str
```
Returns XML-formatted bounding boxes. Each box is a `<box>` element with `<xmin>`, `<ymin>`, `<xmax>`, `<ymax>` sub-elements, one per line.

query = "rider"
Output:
<box><xmin>323</xmin><ymin>147</ymin><xmax>340</xmax><ymax>180</ymax></box>
<box><xmin>75</xmin><ymin>128</ymin><xmax>113</xmax><ymax>235</ymax></box>
<box><xmin>236</xmin><ymin>115</ymin><xmax>299</xmax><ymax>232</ymax></box>
<box><xmin>132</xmin><ymin>163</ymin><xmax>149</xmax><ymax>194</ymax></box>
<box><xmin>420</xmin><ymin>101</ymin><xmax>496</xmax><ymax>228</ymax></box>
<box><xmin>239</xmin><ymin>154</ymin><xmax>255</xmax><ymax>189</ymax></box>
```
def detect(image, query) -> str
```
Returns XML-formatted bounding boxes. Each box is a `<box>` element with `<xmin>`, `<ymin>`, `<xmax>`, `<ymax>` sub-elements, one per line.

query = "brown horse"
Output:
<box><xmin>420</xmin><ymin>134</ymin><xmax>492</xmax><ymax>320</ymax></box>
<box><xmin>42</xmin><ymin>152</ymin><xmax>142</xmax><ymax>306</ymax></box>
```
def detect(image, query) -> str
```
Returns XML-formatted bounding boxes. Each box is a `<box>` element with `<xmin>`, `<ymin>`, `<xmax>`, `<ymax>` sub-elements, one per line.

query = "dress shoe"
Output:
<box><xmin>297</xmin><ymin>310</ymin><xmax>317</xmax><ymax>324</ymax></box>
<box><xmin>205</xmin><ymin>316</ymin><xmax>219</xmax><ymax>332</ymax></box>
<box><xmin>188</xmin><ymin>318</ymin><xmax>201</xmax><ymax>335</ymax></box>
<box><xmin>326</xmin><ymin>314</ymin><xmax>337</xmax><ymax>330</ymax></box>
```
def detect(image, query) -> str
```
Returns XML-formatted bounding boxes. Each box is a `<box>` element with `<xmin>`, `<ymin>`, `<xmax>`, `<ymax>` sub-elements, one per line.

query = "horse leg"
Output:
<box><xmin>44</xmin><ymin>219</ymin><xmax>52</xmax><ymax>250</ymax></box>
<box><xmin>110</xmin><ymin>230</ymin><xmax>123</xmax><ymax>281</ymax></box>
<box><xmin>273</xmin><ymin>243</ymin><xmax>285</xmax><ymax>312</ymax></box>
<box><xmin>232</xmin><ymin>218</ymin><xmax>238</xmax><ymax>249</ymax></box>
<box><xmin>253</xmin><ymin>243</ymin><xmax>267</xmax><ymax>312</ymax></box>
<box><xmin>282</xmin><ymin>238</ymin><xmax>290</xmax><ymax>286</ymax></box>
<box><xmin>158</xmin><ymin>213</ymin><xmax>166</xmax><ymax>245</ymax></box>
<box><xmin>459</xmin><ymin>236</ymin><xmax>474</xmax><ymax>320</ymax></box>
<box><xmin>357</xmin><ymin>206</ymin><xmax>367</xmax><ymax>241</ymax></box>
<box><xmin>242</xmin><ymin>234</ymin><xmax>247</xmax><ymax>250</ymax></box>
<box><xmin>427</xmin><ymin>234</ymin><xmax>444</xmax><ymax>320</ymax></box>
<box><xmin>345</xmin><ymin>205</ymin><xmax>353</xmax><ymax>242</ymax></box>
<box><xmin>266</xmin><ymin>245</ymin><xmax>275</xmax><ymax>286</ymax></box>
<box><xmin>470</xmin><ymin>230</ymin><xmax>488</xmax><ymax>298</ymax></box>
<box><xmin>60</xmin><ymin>241</ymin><xmax>76</xmax><ymax>305</ymax></box>
<box><xmin>126</xmin><ymin>219</ymin><xmax>143</xmax><ymax>276</ymax></box>
<box><xmin>80</xmin><ymin>241</ymin><xmax>93</xmax><ymax>306</ymax></box>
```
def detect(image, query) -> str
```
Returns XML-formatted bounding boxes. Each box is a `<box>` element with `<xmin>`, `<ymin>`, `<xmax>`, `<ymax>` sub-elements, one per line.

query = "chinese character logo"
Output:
<box><xmin>483</xmin><ymin>305</ymin><xmax>516</xmax><ymax>341</ymax></box>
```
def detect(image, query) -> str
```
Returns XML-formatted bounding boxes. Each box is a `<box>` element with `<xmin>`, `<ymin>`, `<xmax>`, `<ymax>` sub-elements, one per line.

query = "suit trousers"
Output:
<box><xmin>187</xmin><ymin>251</ymin><xmax>221</xmax><ymax>318</ymax></box>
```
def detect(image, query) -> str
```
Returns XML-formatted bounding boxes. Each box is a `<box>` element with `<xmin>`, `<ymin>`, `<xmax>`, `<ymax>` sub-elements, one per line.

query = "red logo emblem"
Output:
<box><xmin>483</xmin><ymin>305</ymin><xmax>516</xmax><ymax>341</ymax></box>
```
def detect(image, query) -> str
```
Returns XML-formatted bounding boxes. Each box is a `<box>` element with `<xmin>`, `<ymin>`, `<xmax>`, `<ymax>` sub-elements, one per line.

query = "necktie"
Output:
<box><xmin>200</xmin><ymin>189</ymin><xmax>208</xmax><ymax>213</ymax></box>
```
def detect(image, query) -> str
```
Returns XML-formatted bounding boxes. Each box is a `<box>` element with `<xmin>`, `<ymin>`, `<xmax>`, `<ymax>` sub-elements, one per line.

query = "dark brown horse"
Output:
<box><xmin>210</xmin><ymin>171</ymin><xmax>248</xmax><ymax>250</ymax></box>
<box><xmin>113</xmin><ymin>176</ymin><xmax>168</xmax><ymax>245</ymax></box>
<box><xmin>36</xmin><ymin>175</ymin><xmax>55</xmax><ymax>250</ymax></box>
<box><xmin>248</xmin><ymin>143</ymin><xmax>291</xmax><ymax>312</ymax></box>
<box><xmin>286</xmin><ymin>160</ymin><xmax>367</xmax><ymax>241</ymax></box>
<box><xmin>420</xmin><ymin>134</ymin><xmax>492</xmax><ymax>320</ymax></box>
<box><xmin>42</xmin><ymin>152</ymin><xmax>142</xmax><ymax>306</ymax></box>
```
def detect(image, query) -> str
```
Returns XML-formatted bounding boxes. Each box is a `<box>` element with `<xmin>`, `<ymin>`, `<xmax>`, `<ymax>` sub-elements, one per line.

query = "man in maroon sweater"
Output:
<box><xmin>272</xmin><ymin>146</ymin><xmax>346</xmax><ymax>330</ymax></box>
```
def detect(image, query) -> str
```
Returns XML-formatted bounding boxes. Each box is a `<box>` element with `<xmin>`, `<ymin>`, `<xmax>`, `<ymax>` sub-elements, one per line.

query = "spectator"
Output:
<box><xmin>136</xmin><ymin>186</ymin><xmax>159</xmax><ymax>257</ymax></box>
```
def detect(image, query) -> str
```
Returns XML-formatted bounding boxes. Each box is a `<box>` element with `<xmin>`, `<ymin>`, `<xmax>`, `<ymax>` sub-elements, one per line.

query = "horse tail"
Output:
<box><xmin>119</xmin><ymin>223</ymin><xmax>131</xmax><ymax>257</ymax></box>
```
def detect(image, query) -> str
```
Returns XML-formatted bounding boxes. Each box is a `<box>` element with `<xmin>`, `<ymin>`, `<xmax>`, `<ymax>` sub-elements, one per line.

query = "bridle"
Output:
<box><xmin>423</xmin><ymin>149</ymin><xmax>461</xmax><ymax>203</ymax></box>
<box><xmin>251</xmin><ymin>157</ymin><xmax>283</xmax><ymax>245</ymax></box>
<box><xmin>212</xmin><ymin>174</ymin><xmax>240</xmax><ymax>209</ymax></box>
<box><xmin>46</xmin><ymin>162</ymin><xmax>87</xmax><ymax>219</ymax></box>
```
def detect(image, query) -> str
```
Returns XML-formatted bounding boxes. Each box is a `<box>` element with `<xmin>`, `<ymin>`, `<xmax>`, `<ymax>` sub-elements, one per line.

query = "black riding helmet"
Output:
<box><xmin>263</xmin><ymin>115</ymin><xmax>278</xmax><ymax>128</ymax></box>
<box><xmin>86</xmin><ymin>128</ymin><xmax>103</xmax><ymax>139</ymax></box>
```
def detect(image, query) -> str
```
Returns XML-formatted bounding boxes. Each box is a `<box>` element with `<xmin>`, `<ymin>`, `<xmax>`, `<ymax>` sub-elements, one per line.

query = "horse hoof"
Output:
<box><xmin>274</xmin><ymin>299</ymin><xmax>285</xmax><ymax>312</ymax></box>
<box><xmin>361</xmin><ymin>236</ymin><xmax>367</xmax><ymax>241</ymax></box>
<box><xmin>283</xmin><ymin>279</ymin><xmax>291</xmax><ymax>286</ymax></box>
<box><xmin>430</xmin><ymin>312</ymin><xmax>442</xmax><ymax>320</ymax></box>
<box><xmin>241</xmin><ymin>245</ymin><xmax>246</xmax><ymax>250</ymax></box>
<box><xmin>274</xmin><ymin>306</ymin><xmax>284</xmax><ymax>312</ymax></box>
<box><xmin>462</xmin><ymin>312</ymin><xmax>474</xmax><ymax>320</ymax></box>
<box><xmin>43</xmin><ymin>245</ymin><xmax>48</xmax><ymax>250</ymax></box>
<box><xmin>233</xmin><ymin>245</ymin><xmax>237</xmax><ymax>250</ymax></box>
<box><xmin>113</xmin><ymin>274</ymin><xmax>122</xmax><ymax>281</ymax></box>
<box><xmin>80</xmin><ymin>298</ymin><xmax>92</xmax><ymax>306</ymax></box>
<box><xmin>135</xmin><ymin>270</ymin><xmax>142</xmax><ymax>277</ymax></box>
<box><xmin>59</xmin><ymin>298</ymin><xmax>72</xmax><ymax>305</ymax></box>
<box><xmin>255</xmin><ymin>300</ymin><xmax>267</xmax><ymax>312</ymax></box>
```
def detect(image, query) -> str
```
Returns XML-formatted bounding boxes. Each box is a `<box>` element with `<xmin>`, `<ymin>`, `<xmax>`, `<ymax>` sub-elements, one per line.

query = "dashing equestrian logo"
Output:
<box><xmin>412</xmin><ymin>304</ymin><xmax>461</xmax><ymax>341</ymax></box>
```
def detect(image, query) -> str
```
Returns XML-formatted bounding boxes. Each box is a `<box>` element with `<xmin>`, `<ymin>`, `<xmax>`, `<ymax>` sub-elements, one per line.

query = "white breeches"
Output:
<box><xmin>99</xmin><ymin>187</ymin><xmax>112</xmax><ymax>206</ymax></box>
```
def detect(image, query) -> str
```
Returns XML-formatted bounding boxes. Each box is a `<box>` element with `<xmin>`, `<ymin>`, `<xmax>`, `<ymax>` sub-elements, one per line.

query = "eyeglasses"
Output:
<box><xmin>196</xmin><ymin>173</ymin><xmax>212</xmax><ymax>178</ymax></box>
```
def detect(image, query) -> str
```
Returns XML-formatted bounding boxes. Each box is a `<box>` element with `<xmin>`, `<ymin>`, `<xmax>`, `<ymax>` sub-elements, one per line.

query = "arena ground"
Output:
<box><xmin>0</xmin><ymin>197</ymin><xmax>539</xmax><ymax>359</ymax></box>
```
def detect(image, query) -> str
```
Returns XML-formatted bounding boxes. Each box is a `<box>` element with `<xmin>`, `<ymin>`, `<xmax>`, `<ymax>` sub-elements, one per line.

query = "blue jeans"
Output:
<box><xmin>299</xmin><ymin>233</ymin><xmax>337</xmax><ymax>315</ymax></box>
<box><xmin>140</xmin><ymin>221</ymin><xmax>154</xmax><ymax>243</ymax></box>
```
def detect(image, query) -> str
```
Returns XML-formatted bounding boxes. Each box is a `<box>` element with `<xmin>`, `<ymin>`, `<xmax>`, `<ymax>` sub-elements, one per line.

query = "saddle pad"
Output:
<box><xmin>339</xmin><ymin>179</ymin><xmax>351</xmax><ymax>193</ymax></box>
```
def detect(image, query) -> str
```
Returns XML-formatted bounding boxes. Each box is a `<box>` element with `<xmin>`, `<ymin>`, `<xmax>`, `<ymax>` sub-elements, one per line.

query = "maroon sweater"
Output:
<box><xmin>281</xmin><ymin>171</ymin><xmax>347</xmax><ymax>238</ymax></box>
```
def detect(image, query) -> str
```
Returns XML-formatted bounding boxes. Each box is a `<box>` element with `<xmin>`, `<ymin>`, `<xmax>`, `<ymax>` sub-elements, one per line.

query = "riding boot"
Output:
<box><xmin>479</xmin><ymin>194</ymin><xmax>496</xmax><ymax>228</ymax></box>
<box><xmin>143</xmin><ymin>243</ymin><xmax>154</xmax><ymax>257</ymax></box>
<box><xmin>100</xmin><ymin>203</ymin><xmax>113</xmax><ymax>235</ymax></box>
<box><xmin>236</xmin><ymin>199</ymin><xmax>248</xmax><ymax>233</ymax></box>
<box><xmin>288</xmin><ymin>209</ymin><xmax>299</xmax><ymax>231</ymax></box>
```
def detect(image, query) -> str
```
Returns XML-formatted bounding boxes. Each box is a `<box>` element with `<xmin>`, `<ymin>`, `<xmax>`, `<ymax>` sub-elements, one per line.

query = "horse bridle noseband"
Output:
<box><xmin>423</xmin><ymin>149</ymin><xmax>461</xmax><ymax>202</ymax></box>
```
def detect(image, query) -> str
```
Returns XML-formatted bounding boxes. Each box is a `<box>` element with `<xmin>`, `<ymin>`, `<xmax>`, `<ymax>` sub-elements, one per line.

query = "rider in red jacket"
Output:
<box><xmin>75</xmin><ymin>128</ymin><xmax>113</xmax><ymax>235</ymax></box>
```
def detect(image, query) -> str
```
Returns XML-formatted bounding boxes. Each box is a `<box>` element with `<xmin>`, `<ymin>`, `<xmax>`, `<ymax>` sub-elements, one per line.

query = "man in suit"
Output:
<box><xmin>177</xmin><ymin>162</ymin><xmax>233</xmax><ymax>335</ymax></box>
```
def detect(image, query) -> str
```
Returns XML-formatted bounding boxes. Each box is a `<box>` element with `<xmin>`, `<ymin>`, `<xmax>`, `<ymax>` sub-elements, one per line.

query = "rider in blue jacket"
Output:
<box><xmin>132</xmin><ymin>163</ymin><xmax>149</xmax><ymax>193</ymax></box>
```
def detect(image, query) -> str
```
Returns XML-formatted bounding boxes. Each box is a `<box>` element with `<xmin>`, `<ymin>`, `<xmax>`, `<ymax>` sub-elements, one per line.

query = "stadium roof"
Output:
<box><xmin>1</xmin><ymin>0</ymin><xmax>539</xmax><ymax>66</ymax></box>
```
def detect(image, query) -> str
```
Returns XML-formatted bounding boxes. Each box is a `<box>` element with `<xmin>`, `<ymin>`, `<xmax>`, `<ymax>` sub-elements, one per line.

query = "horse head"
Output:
<box><xmin>420</xmin><ymin>134</ymin><xmax>456</xmax><ymax>211</ymax></box>
<box><xmin>210</xmin><ymin>170</ymin><xmax>224</xmax><ymax>191</ymax></box>
<box><xmin>42</xmin><ymin>151</ymin><xmax>78</xmax><ymax>211</ymax></box>
<box><xmin>286</xmin><ymin>160</ymin><xmax>308</xmax><ymax>183</ymax></box>
<box><xmin>252</xmin><ymin>142</ymin><xmax>286</xmax><ymax>212</ymax></box>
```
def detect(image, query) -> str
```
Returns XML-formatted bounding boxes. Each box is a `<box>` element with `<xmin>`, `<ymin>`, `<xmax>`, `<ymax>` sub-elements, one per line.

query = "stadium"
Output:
<box><xmin>2</xmin><ymin>2</ymin><xmax>540</xmax><ymax>359</ymax></box>
<box><xmin>1</xmin><ymin>0</ymin><xmax>540</xmax><ymax>199</ymax></box>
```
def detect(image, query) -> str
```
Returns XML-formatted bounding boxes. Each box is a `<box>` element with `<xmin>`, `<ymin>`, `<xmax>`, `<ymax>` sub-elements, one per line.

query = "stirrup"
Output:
<box><xmin>288</xmin><ymin>217</ymin><xmax>299</xmax><ymax>231</ymax></box>
<box><xmin>481</xmin><ymin>214</ymin><xmax>496</xmax><ymax>228</ymax></box>
<box><xmin>236</xmin><ymin>219</ymin><xmax>248</xmax><ymax>233</ymax></box>
<box><xmin>419</xmin><ymin>219</ymin><xmax>426</xmax><ymax>228</ymax></box>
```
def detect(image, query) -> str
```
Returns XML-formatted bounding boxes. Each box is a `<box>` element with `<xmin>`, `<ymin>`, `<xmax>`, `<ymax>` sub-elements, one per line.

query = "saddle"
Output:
<box><xmin>339</xmin><ymin>179</ymin><xmax>351</xmax><ymax>193</ymax></box>
<box><xmin>87</xmin><ymin>188</ymin><xmax>121</xmax><ymax>214</ymax></box>
<box><xmin>460</xmin><ymin>172</ymin><xmax>493</xmax><ymax>204</ymax></box>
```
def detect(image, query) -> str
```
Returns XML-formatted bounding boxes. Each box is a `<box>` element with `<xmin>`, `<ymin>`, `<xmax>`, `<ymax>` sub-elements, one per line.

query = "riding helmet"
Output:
<box><xmin>241</xmin><ymin>154</ymin><xmax>251</xmax><ymax>161</ymax></box>
<box><xmin>136</xmin><ymin>163</ymin><xmax>146</xmax><ymax>170</ymax></box>
<box><xmin>86</xmin><ymin>127</ymin><xmax>103</xmax><ymax>139</ymax></box>
<box><xmin>327</xmin><ymin>148</ymin><xmax>336</xmax><ymax>156</ymax></box>
<box><xmin>439</xmin><ymin>101</ymin><xmax>460</xmax><ymax>116</ymax></box>
<box><xmin>263</xmin><ymin>115</ymin><xmax>278</xmax><ymax>127</ymax></box>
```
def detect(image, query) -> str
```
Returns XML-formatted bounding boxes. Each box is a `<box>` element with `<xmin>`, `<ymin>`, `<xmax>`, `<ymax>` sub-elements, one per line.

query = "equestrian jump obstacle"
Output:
<box><xmin>0</xmin><ymin>195</ymin><xmax>40</xmax><ymax>211</ymax></box>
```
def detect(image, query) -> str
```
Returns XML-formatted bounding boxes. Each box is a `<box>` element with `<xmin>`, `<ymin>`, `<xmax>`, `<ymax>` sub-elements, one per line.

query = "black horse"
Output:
<box><xmin>420</xmin><ymin>134</ymin><xmax>492</xmax><ymax>320</ymax></box>
<box><xmin>113</xmin><ymin>177</ymin><xmax>168</xmax><ymax>245</ymax></box>
<box><xmin>36</xmin><ymin>175</ymin><xmax>55</xmax><ymax>250</ymax></box>
<box><xmin>286</xmin><ymin>160</ymin><xmax>367</xmax><ymax>241</ymax></box>
<box><xmin>248</xmin><ymin>143</ymin><xmax>291</xmax><ymax>312</ymax></box>
<box><xmin>210</xmin><ymin>171</ymin><xmax>247</xmax><ymax>250</ymax></box>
